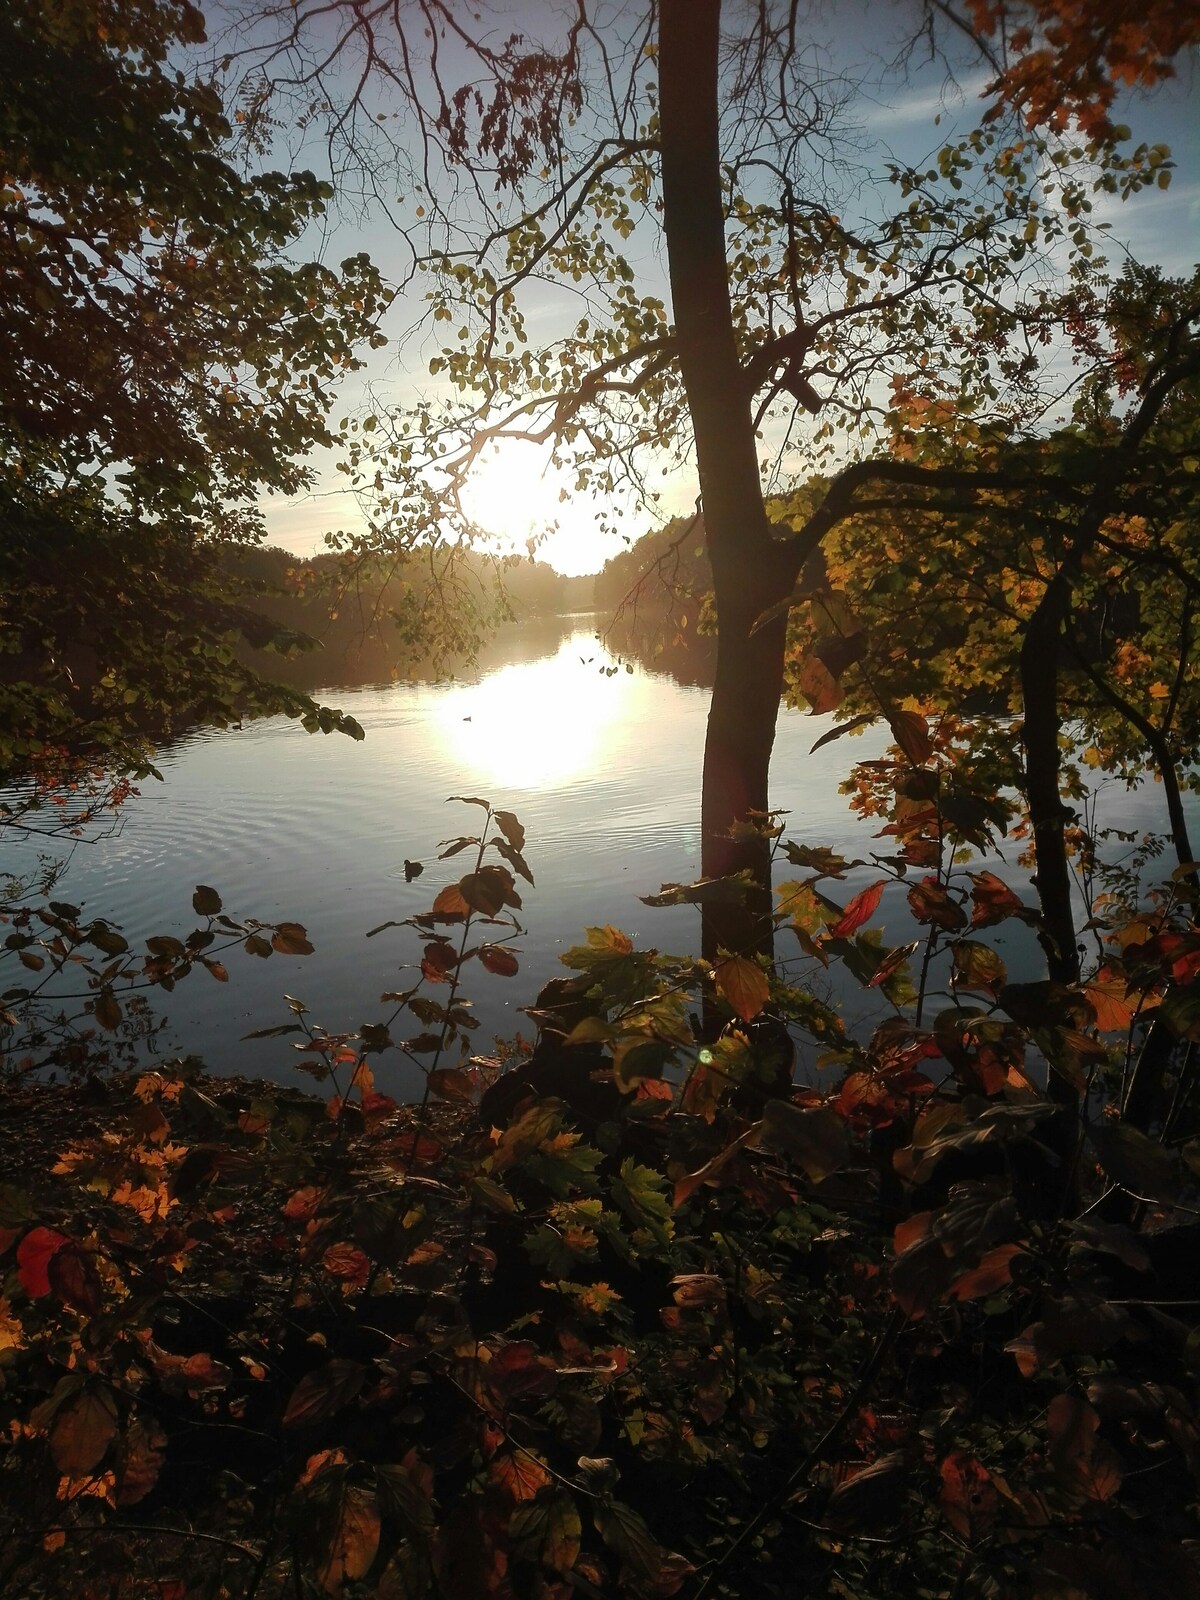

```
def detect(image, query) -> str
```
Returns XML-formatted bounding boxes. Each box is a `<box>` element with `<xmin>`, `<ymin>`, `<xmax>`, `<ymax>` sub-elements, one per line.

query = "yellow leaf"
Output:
<box><xmin>319</xmin><ymin>1485</ymin><xmax>381</xmax><ymax>1593</ymax></box>
<box><xmin>714</xmin><ymin>956</ymin><xmax>769</xmax><ymax>1022</ymax></box>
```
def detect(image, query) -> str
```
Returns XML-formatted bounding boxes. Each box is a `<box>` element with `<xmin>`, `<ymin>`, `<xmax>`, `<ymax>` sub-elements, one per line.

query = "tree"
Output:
<box><xmin>0</xmin><ymin>0</ymin><xmax>392</xmax><ymax>783</ymax></box>
<box><xmin>235</xmin><ymin>0</ymin><xmax>1193</xmax><ymax>966</ymax></box>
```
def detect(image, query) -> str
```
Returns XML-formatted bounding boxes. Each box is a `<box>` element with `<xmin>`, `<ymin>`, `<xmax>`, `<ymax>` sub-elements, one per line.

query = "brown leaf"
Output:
<box><xmin>272</xmin><ymin>921</ymin><xmax>314</xmax><ymax>956</ymax></box>
<box><xmin>50</xmin><ymin>1384</ymin><xmax>118</xmax><ymax>1477</ymax></box>
<box><xmin>488</xmin><ymin>1449</ymin><xmax>552</xmax><ymax>1502</ymax></box>
<box><xmin>117</xmin><ymin>1416</ymin><xmax>167</xmax><ymax>1506</ymax></box>
<box><xmin>969</xmin><ymin>870</ymin><xmax>1028</xmax><ymax>929</ymax></box>
<box><xmin>284</xmin><ymin>1360</ymin><xmax>366</xmax><ymax>1430</ymax></box>
<box><xmin>1047</xmin><ymin>1394</ymin><xmax>1122</xmax><ymax>1503</ymax></box>
<box><xmin>322</xmin><ymin>1243</ymin><xmax>371</xmax><ymax>1288</ymax></box>
<box><xmin>950</xmin><ymin>1243</ymin><xmax>1023</xmax><ymax>1302</ymax></box>
<box><xmin>825</xmin><ymin>1452</ymin><xmax>910</xmax><ymax>1534</ymax></box>
<box><xmin>94</xmin><ymin>986</ymin><xmax>122</xmax><ymax>1032</ymax></box>
<box><xmin>427</xmin><ymin>885</ymin><xmax>468</xmax><ymax>922</ymax></box>
<box><xmin>542</xmin><ymin>1491</ymin><xmax>582</xmax><ymax>1574</ymax></box>
<box><xmin>713</xmin><ymin>955</ymin><xmax>769</xmax><ymax>1021</ymax></box>
<box><xmin>459</xmin><ymin>865</ymin><xmax>520</xmax><ymax>916</ymax></box>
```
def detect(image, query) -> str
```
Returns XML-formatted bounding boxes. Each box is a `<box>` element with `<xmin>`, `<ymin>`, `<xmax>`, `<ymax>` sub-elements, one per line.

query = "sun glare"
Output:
<box><xmin>458</xmin><ymin>439</ymin><xmax>619</xmax><ymax>576</ymax></box>
<box><xmin>432</xmin><ymin>634</ymin><xmax>644</xmax><ymax>790</ymax></box>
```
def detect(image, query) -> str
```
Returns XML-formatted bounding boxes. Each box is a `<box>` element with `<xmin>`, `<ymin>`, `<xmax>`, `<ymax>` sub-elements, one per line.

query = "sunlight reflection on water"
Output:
<box><xmin>3</xmin><ymin>619</ymin><xmax>1189</xmax><ymax>1089</ymax></box>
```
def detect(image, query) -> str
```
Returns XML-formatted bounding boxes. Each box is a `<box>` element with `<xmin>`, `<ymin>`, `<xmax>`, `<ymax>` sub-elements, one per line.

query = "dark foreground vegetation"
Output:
<box><xmin>3</xmin><ymin>787</ymin><xmax>1200</xmax><ymax>1600</ymax></box>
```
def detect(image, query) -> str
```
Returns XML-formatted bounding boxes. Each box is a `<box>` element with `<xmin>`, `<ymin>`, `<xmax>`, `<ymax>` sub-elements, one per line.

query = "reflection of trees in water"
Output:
<box><xmin>228</xmin><ymin>545</ymin><xmax>595</xmax><ymax>692</ymax></box>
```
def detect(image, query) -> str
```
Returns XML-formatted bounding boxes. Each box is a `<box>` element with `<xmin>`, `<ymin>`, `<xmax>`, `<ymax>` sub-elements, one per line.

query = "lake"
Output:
<box><xmin>3</xmin><ymin>616</ymin><xmax>1187</xmax><ymax>1091</ymax></box>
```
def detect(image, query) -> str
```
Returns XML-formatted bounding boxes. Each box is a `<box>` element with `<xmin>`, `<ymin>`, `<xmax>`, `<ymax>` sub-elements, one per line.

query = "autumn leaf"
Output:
<box><xmin>542</xmin><ymin>1492</ymin><xmax>582</xmax><ymax>1574</ymax></box>
<box><xmin>797</xmin><ymin>652</ymin><xmax>843</xmax><ymax>714</ymax></box>
<box><xmin>969</xmin><ymin>870</ymin><xmax>1028</xmax><ymax>928</ymax></box>
<box><xmin>1047</xmin><ymin>1395</ymin><xmax>1122</xmax><ymax>1504</ymax></box>
<box><xmin>488</xmin><ymin>1449</ymin><xmax>552</xmax><ymax>1502</ymax></box>
<box><xmin>907</xmin><ymin>877</ymin><xmax>966</xmax><ymax>931</ymax></box>
<box><xmin>49</xmin><ymin>1383</ymin><xmax>119</xmax><ymax>1477</ymax></box>
<box><xmin>950</xmin><ymin>939</ymin><xmax>1008</xmax><ymax>996</ymax></box>
<box><xmin>888</xmin><ymin>709</ymin><xmax>933</xmax><ymax>765</ymax></box>
<box><xmin>322</xmin><ymin>1242</ymin><xmax>371</xmax><ymax>1288</ymax></box>
<box><xmin>713</xmin><ymin>955</ymin><xmax>769</xmax><ymax>1021</ymax></box>
<box><xmin>825</xmin><ymin>1451</ymin><xmax>910</xmax><ymax>1534</ymax></box>
<box><xmin>478</xmin><ymin>943</ymin><xmax>519</xmax><ymax>976</ymax></box>
<box><xmin>431</xmin><ymin>884</ymin><xmax>470</xmax><ymax>921</ymax></box>
<box><xmin>192</xmin><ymin>884</ymin><xmax>222</xmax><ymax>916</ymax></box>
<box><xmin>284</xmin><ymin>1360</ymin><xmax>366</xmax><ymax>1429</ymax></box>
<box><xmin>17</xmin><ymin>1226</ymin><xmax>69</xmax><ymax>1297</ymax></box>
<box><xmin>47</xmin><ymin>1241</ymin><xmax>103</xmax><ymax>1315</ymax></box>
<box><xmin>938</xmin><ymin>1450</ymin><xmax>1000</xmax><ymax>1540</ymax></box>
<box><xmin>272</xmin><ymin>921</ymin><xmax>314</xmax><ymax>955</ymax></box>
<box><xmin>117</xmin><ymin>1416</ymin><xmax>167</xmax><ymax>1506</ymax></box>
<box><xmin>318</xmin><ymin>1484</ymin><xmax>381</xmax><ymax>1594</ymax></box>
<box><xmin>93</xmin><ymin>986</ymin><xmax>122</xmax><ymax>1032</ymax></box>
<box><xmin>459</xmin><ymin>865</ymin><xmax>520</xmax><ymax>916</ymax></box>
<box><xmin>828</xmin><ymin>879</ymin><xmax>886</xmax><ymax>938</ymax></box>
<box><xmin>761</xmin><ymin>1100</ymin><xmax>849</xmax><ymax>1182</ymax></box>
<box><xmin>1086</xmin><ymin>966</ymin><xmax>1136</xmax><ymax>1032</ymax></box>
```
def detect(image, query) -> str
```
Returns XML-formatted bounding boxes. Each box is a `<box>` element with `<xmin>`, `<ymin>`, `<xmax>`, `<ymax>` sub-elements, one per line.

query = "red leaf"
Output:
<box><xmin>17</xmin><ymin>1227</ymin><xmax>69</xmax><ymax>1298</ymax></box>
<box><xmin>829</xmin><ymin>880</ymin><xmax>886</xmax><ymax>938</ymax></box>
<box><xmin>47</xmin><ymin>1242</ymin><xmax>103</xmax><ymax>1315</ymax></box>
<box><xmin>478</xmin><ymin>944</ymin><xmax>519</xmax><ymax>977</ymax></box>
<box><xmin>939</xmin><ymin>1450</ymin><xmax>1000</xmax><ymax>1540</ymax></box>
<box><xmin>969</xmin><ymin>870</ymin><xmax>1027</xmax><ymax>929</ymax></box>
<box><xmin>888</xmin><ymin>709</ymin><xmax>933</xmax><ymax>765</ymax></box>
<box><xmin>907</xmin><ymin>877</ymin><xmax>966</xmax><ymax>931</ymax></box>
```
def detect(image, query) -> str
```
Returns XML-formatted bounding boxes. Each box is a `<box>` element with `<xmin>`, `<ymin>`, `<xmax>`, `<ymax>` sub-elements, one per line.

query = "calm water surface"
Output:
<box><xmin>6</xmin><ymin>618</ymin><xmax>1184</xmax><ymax>1089</ymax></box>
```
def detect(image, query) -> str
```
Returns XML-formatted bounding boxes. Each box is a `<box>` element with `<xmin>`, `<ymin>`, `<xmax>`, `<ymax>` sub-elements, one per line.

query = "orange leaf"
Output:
<box><xmin>950</xmin><ymin>1243</ymin><xmax>1023</xmax><ymax>1301</ymax></box>
<box><xmin>1086</xmin><ymin>966</ymin><xmax>1136</xmax><ymax>1032</ymax></box>
<box><xmin>322</xmin><ymin>1242</ymin><xmax>371</xmax><ymax>1288</ymax></box>
<box><xmin>431</xmin><ymin>885</ymin><xmax>470</xmax><ymax>921</ymax></box>
<box><xmin>489</xmin><ymin>1450</ymin><xmax>552</xmax><ymax>1503</ymax></box>
<box><xmin>713</xmin><ymin>955</ymin><xmax>769</xmax><ymax>1021</ymax></box>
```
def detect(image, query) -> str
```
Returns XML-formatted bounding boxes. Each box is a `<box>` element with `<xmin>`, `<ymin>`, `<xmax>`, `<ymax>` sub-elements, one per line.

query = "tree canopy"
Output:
<box><xmin>0</xmin><ymin>0</ymin><xmax>392</xmax><ymax>780</ymax></box>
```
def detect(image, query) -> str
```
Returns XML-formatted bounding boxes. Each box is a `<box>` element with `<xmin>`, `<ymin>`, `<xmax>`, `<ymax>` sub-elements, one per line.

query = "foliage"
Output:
<box><xmin>0</xmin><ymin>0</ymin><xmax>392</xmax><ymax>782</ymax></box>
<box><xmin>3</xmin><ymin>797</ymin><xmax>1200</xmax><ymax>1597</ymax></box>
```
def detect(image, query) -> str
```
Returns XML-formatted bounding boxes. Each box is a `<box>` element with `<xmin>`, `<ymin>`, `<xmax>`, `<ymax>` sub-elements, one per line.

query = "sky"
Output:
<box><xmin>247</xmin><ymin>1</ymin><xmax>1199</xmax><ymax>578</ymax></box>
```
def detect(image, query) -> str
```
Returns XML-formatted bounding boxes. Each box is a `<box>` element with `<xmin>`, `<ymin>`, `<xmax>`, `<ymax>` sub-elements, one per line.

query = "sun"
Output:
<box><xmin>457</xmin><ymin>439</ymin><xmax>621</xmax><ymax>577</ymax></box>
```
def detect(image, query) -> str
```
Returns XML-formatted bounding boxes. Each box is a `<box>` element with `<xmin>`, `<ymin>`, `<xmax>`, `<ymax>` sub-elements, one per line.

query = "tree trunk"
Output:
<box><xmin>1020</xmin><ymin>577</ymin><xmax>1080</xmax><ymax>992</ymax></box>
<box><xmin>659</xmin><ymin>0</ymin><xmax>793</xmax><ymax>959</ymax></box>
